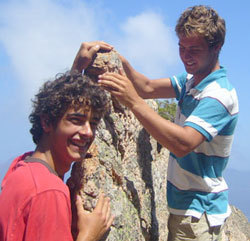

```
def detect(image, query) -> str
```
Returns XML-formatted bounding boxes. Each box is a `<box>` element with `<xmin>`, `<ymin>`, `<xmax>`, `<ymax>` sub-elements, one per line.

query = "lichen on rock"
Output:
<box><xmin>67</xmin><ymin>50</ymin><xmax>169</xmax><ymax>240</ymax></box>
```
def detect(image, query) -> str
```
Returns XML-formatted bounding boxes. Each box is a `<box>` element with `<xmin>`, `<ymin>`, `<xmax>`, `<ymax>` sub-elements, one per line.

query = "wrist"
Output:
<box><xmin>71</xmin><ymin>56</ymin><xmax>88</xmax><ymax>74</ymax></box>
<box><xmin>76</xmin><ymin>231</ymin><xmax>95</xmax><ymax>241</ymax></box>
<box><xmin>130</xmin><ymin>97</ymin><xmax>145</xmax><ymax>113</ymax></box>
<box><xmin>71</xmin><ymin>62</ymin><xmax>83</xmax><ymax>74</ymax></box>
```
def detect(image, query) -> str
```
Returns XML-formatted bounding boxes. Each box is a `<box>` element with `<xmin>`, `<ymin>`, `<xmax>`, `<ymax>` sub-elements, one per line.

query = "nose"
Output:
<box><xmin>79</xmin><ymin>122</ymin><xmax>93</xmax><ymax>139</ymax></box>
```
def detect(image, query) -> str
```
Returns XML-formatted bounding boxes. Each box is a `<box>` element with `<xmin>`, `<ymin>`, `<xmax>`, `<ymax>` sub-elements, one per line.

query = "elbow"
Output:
<box><xmin>168</xmin><ymin>132</ymin><xmax>204</xmax><ymax>158</ymax></box>
<box><xmin>170</xmin><ymin>145</ymin><xmax>193</xmax><ymax>158</ymax></box>
<box><xmin>140</xmin><ymin>80</ymin><xmax>154</xmax><ymax>98</ymax></box>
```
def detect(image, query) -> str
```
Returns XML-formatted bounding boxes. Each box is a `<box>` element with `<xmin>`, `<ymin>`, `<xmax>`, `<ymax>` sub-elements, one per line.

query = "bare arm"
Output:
<box><xmin>120</xmin><ymin>55</ymin><xmax>176</xmax><ymax>99</ymax></box>
<box><xmin>76</xmin><ymin>193</ymin><xmax>114</xmax><ymax>241</ymax></box>
<box><xmin>130</xmin><ymin>98</ymin><xmax>205</xmax><ymax>157</ymax></box>
<box><xmin>98</xmin><ymin>71</ymin><xmax>205</xmax><ymax>157</ymax></box>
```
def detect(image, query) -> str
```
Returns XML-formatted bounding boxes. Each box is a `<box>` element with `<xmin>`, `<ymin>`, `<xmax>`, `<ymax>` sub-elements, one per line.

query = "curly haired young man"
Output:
<box><xmin>97</xmin><ymin>5</ymin><xmax>239</xmax><ymax>241</ymax></box>
<box><xmin>0</xmin><ymin>42</ymin><xmax>114</xmax><ymax>241</ymax></box>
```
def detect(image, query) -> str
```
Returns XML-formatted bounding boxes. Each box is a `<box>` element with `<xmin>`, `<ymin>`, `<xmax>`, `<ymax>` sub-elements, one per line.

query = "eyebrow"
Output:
<box><xmin>178</xmin><ymin>43</ymin><xmax>201</xmax><ymax>48</ymax></box>
<box><xmin>67</xmin><ymin>113</ymin><xmax>101</xmax><ymax>122</ymax></box>
<box><xmin>67</xmin><ymin>113</ymin><xmax>87</xmax><ymax>118</ymax></box>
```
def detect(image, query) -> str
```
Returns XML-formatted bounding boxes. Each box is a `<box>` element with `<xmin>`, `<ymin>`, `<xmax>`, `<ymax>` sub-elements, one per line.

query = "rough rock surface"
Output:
<box><xmin>67</xmin><ymin>50</ymin><xmax>169</xmax><ymax>240</ymax></box>
<box><xmin>67</xmin><ymin>50</ymin><xmax>250</xmax><ymax>241</ymax></box>
<box><xmin>84</xmin><ymin>50</ymin><xmax>123</xmax><ymax>82</ymax></box>
<box><xmin>221</xmin><ymin>206</ymin><xmax>250</xmax><ymax>241</ymax></box>
<box><xmin>68</xmin><ymin>103</ymin><xmax>170</xmax><ymax>240</ymax></box>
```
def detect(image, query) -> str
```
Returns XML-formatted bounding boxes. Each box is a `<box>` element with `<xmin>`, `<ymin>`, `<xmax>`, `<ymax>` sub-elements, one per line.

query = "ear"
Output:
<box><xmin>40</xmin><ymin>116</ymin><xmax>52</xmax><ymax>133</ymax></box>
<box><xmin>213</xmin><ymin>43</ymin><xmax>222</xmax><ymax>53</ymax></box>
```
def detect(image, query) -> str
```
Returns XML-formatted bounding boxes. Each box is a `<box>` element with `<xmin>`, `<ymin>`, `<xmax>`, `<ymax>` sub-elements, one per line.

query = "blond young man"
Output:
<box><xmin>98</xmin><ymin>5</ymin><xmax>239</xmax><ymax>241</ymax></box>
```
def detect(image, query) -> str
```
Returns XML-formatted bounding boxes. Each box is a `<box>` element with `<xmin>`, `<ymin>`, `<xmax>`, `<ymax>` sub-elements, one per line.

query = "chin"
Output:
<box><xmin>68</xmin><ymin>145</ymin><xmax>89</xmax><ymax>160</ymax></box>
<box><xmin>74</xmin><ymin>158</ymin><xmax>84</xmax><ymax>163</ymax></box>
<box><xmin>75</xmin><ymin>152</ymin><xmax>86</xmax><ymax>159</ymax></box>
<box><xmin>68</xmin><ymin>152</ymin><xmax>86</xmax><ymax>163</ymax></box>
<box><xmin>184</xmin><ymin>67</ymin><xmax>195</xmax><ymax>74</ymax></box>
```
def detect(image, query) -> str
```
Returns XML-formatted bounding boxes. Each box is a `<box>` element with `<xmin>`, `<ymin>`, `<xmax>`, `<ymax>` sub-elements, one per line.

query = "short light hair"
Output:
<box><xmin>175</xmin><ymin>5</ymin><xmax>226</xmax><ymax>47</ymax></box>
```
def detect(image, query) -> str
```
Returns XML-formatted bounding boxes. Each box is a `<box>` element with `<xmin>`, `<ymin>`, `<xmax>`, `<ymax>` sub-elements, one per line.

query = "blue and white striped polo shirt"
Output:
<box><xmin>167</xmin><ymin>67</ymin><xmax>239</xmax><ymax>226</ymax></box>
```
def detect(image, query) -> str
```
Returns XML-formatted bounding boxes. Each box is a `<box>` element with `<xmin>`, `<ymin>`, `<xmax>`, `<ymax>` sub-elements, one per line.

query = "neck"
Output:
<box><xmin>32</xmin><ymin>139</ymin><xmax>70</xmax><ymax>178</ymax></box>
<box><xmin>193</xmin><ymin>60</ymin><xmax>220</xmax><ymax>86</ymax></box>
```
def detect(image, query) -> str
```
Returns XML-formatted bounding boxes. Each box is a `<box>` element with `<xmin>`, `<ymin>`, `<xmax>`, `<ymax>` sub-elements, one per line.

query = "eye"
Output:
<box><xmin>69</xmin><ymin>117</ymin><xmax>83</xmax><ymax>125</ymax></box>
<box><xmin>189</xmin><ymin>48</ymin><xmax>201</xmax><ymax>54</ymax></box>
<box><xmin>179</xmin><ymin>46</ymin><xmax>185</xmax><ymax>52</ymax></box>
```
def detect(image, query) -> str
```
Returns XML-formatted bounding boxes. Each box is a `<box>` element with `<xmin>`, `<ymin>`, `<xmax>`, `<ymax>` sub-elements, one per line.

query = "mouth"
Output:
<box><xmin>69</xmin><ymin>139</ymin><xmax>90</xmax><ymax>152</ymax></box>
<box><xmin>185</xmin><ymin>61</ymin><xmax>195</xmax><ymax>66</ymax></box>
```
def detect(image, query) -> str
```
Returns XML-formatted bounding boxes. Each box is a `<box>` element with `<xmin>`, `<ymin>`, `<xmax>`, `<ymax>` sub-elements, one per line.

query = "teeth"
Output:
<box><xmin>71</xmin><ymin>140</ymin><xmax>87</xmax><ymax>148</ymax></box>
<box><xmin>76</xmin><ymin>143</ymin><xmax>85</xmax><ymax>148</ymax></box>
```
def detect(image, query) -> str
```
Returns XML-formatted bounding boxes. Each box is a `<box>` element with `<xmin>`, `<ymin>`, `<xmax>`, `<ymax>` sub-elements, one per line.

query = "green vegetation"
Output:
<box><xmin>156</xmin><ymin>99</ymin><xmax>177</xmax><ymax>122</ymax></box>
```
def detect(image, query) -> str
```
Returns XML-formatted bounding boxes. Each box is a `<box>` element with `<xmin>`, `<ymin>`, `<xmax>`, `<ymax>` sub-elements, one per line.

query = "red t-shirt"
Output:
<box><xmin>0</xmin><ymin>152</ymin><xmax>73</xmax><ymax>241</ymax></box>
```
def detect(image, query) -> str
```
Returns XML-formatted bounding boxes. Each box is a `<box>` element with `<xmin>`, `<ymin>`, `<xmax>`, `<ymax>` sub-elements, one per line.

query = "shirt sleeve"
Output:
<box><xmin>170</xmin><ymin>72</ymin><xmax>188</xmax><ymax>101</ymax></box>
<box><xmin>24</xmin><ymin>190</ymin><xmax>73</xmax><ymax>241</ymax></box>
<box><xmin>184</xmin><ymin>97</ymin><xmax>235</xmax><ymax>141</ymax></box>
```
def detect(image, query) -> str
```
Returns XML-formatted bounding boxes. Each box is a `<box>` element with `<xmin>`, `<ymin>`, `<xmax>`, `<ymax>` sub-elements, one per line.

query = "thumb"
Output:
<box><xmin>119</xmin><ymin>68</ymin><xmax>126</xmax><ymax>76</ymax></box>
<box><xmin>75</xmin><ymin>195</ymin><xmax>85</xmax><ymax>214</ymax></box>
<box><xmin>88</xmin><ymin>44</ymin><xmax>100</xmax><ymax>58</ymax></box>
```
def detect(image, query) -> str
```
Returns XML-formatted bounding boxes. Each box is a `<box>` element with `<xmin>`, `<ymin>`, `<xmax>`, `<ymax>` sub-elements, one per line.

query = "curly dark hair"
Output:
<box><xmin>29</xmin><ymin>71</ymin><xmax>109</xmax><ymax>144</ymax></box>
<box><xmin>176</xmin><ymin>5</ymin><xmax>226</xmax><ymax>48</ymax></box>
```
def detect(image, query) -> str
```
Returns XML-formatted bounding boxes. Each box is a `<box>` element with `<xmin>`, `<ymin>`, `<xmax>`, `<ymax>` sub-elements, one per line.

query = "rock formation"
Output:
<box><xmin>67</xmin><ymin>50</ymin><xmax>169</xmax><ymax>240</ymax></box>
<box><xmin>221</xmin><ymin>206</ymin><xmax>250</xmax><ymax>241</ymax></box>
<box><xmin>67</xmin><ymin>50</ymin><xmax>250</xmax><ymax>241</ymax></box>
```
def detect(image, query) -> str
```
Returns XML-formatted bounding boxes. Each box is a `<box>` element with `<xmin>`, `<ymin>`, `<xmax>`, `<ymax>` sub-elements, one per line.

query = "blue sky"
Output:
<box><xmin>0</xmin><ymin>0</ymin><xmax>250</xmax><ymax>219</ymax></box>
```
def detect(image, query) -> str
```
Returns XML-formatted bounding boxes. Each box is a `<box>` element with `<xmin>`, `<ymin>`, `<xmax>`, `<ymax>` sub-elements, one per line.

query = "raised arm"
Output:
<box><xmin>98</xmin><ymin>70</ymin><xmax>205</xmax><ymax>157</ymax></box>
<box><xmin>120</xmin><ymin>55</ymin><xmax>176</xmax><ymax>99</ymax></box>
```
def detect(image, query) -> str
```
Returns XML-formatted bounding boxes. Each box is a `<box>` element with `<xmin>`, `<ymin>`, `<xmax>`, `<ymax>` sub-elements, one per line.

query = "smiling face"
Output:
<box><xmin>48</xmin><ymin>105</ymin><xmax>101</xmax><ymax>172</ymax></box>
<box><xmin>178</xmin><ymin>35</ymin><xmax>220</xmax><ymax>85</ymax></box>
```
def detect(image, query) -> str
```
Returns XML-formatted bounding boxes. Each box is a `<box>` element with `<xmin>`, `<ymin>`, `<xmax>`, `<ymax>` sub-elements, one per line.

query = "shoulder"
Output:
<box><xmin>0</xmin><ymin>159</ymin><xmax>72</xmax><ymax>241</ymax></box>
<box><xmin>27</xmin><ymin>161</ymin><xmax>69</xmax><ymax>196</ymax></box>
<box><xmin>171</xmin><ymin>72</ymin><xmax>189</xmax><ymax>86</ymax></box>
<box><xmin>171</xmin><ymin>72</ymin><xmax>190</xmax><ymax>100</ymax></box>
<box><xmin>2</xmin><ymin>160</ymin><xmax>69</xmax><ymax>199</ymax></box>
<box><xmin>202</xmin><ymin>79</ymin><xmax>239</xmax><ymax>116</ymax></box>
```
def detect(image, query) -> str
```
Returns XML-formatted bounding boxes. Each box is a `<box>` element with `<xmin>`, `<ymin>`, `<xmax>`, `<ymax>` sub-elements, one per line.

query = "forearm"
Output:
<box><xmin>98</xmin><ymin>70</ymin><xmax>194</xmax><ymax>154</ymax></box>
<box><xmin>71</xmin><ymin>56</ymin><xmax>84</xmax><ymax>73</ymax></box>
<box><xmin>121</xmin><ymin>57</ymin><xmax>176</xmax><ymax>99</ymax></box>
<box><xmin>130</xmin><ymin>98</ymin><xmax>202</xmax><ymax>157</ymax></box>
<box><xmin>121</xmin><ymin>57</ymin><xmax>152</xmax><ymax>98</ymax></box>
